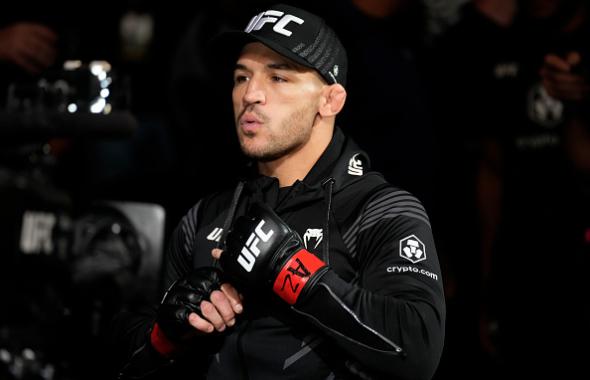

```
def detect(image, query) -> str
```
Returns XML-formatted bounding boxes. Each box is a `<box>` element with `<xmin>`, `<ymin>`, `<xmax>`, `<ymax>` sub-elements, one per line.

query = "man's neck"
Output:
<box><xmin>258</xmin><ymin>125</ymin><xmax>333</xmax><ymax>187</ymax></box>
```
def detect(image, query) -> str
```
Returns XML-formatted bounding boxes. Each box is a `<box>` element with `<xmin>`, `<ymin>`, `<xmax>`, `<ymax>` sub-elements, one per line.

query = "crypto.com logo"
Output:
<box><xmin>399</xmin><ymin>235</ymin><xmax>426</xmax><ymax>264</ymax></box>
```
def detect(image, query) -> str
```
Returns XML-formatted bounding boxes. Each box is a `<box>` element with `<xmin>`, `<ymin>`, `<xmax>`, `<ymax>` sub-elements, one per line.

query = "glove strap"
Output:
<box><xmin>272</xmin><ymin>249</ymin><xmax>326</xmax><ymax>305</ymax></box>
<box><xmin>150</xmin><ymin>323</ymin><xmax>179</xmax><ymax>357</ymax></box>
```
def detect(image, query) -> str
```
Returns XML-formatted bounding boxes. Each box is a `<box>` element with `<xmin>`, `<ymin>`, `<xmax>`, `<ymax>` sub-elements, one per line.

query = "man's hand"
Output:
<box><xmin>151</xmin><ymin>267</ymin><xmax>242</xmax><ymax>356</ymax></box>
<box><xmin>540</xmin><ymin>51</ymin><xmax>590</xmax><ymax>102</ymax></box>
<box><xmin>184</xmin><ymin>283</ymin><xmax>242</xmax><ymax>334</ymax></box>
<box><xmin>218</xmin><ymin>202</ymin><xmax>328</xmax><ymax>305</ymax></box>
<box><xmin>0</xmin><ymin>23</ymin><xmax>57</xmax><ymax>74</ymax></box>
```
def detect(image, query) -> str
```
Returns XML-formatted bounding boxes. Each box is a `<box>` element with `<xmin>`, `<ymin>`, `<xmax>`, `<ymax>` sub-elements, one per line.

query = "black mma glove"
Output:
<box><xmin>151</xmin><ymin>267</ymin><xmax>223</xmax><ymax>356</ymax></box>
<box><xmin>220</xmin><ymin>202</ymin><xmax>328</xmax><ymax>305</ymax></box>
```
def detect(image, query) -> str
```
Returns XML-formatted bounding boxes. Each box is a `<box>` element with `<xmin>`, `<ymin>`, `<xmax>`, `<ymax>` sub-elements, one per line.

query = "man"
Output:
<box><xmin>112</xmin><ymin>4</ymin><xmax>445</xmax><ymax>379</ymax></box>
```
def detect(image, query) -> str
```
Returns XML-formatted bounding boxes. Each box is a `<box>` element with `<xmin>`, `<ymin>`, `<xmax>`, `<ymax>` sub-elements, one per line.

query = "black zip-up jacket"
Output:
<box><xmin>111</xmin><ymin>128</ymin><xmax>445</xmax><ymax>380</ymax></box>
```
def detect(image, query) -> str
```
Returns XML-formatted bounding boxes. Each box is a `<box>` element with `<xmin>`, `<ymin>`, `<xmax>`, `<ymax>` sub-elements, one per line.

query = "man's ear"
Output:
<box><xmin>318</xmin><ymin>84</ymin><xmax>347</xmax><ymax>117</ymax></box>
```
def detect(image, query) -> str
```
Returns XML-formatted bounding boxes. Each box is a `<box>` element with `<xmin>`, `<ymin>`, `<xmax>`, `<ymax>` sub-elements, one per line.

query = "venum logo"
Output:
<box><xmin>238</xmin><ymin>219</ymin><xmax>274</xmax><ymax>272</ymax></box>
<box><xmin>245</xmin><ymin>10</ymin><xmax>304</xmax><ymax>37</ymax></box>
<box><xmin>303</xmin><ymin>228</ymin><xmax>323</xmax><ymax>250</ymax></box>
<box><xmin>399</xmin><ymin>235</ymin><xmax>426</xmax><ymax>264</ymax></box>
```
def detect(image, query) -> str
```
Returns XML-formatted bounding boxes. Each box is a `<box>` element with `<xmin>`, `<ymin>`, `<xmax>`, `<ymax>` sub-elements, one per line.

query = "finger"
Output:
<box><xmin>13</xmin><ymin>35</ymin><xmax>52</xmax><ymax>65</ymax></box>
<box><xmin>211</xmin><ymin>248</ymin><xmax>223</xmax><ymax>259</ymax></box>
<box><xmin>187</xmin><ymin>312</ymin><xmax>215</xmax><ymax>333</ymax></box>
<box><xmin>544</xmin><ymin>54</ymin><xmax>572</xmax><ymax>72</ymax></box>
<box><xmin>221</xmin><ymin>283</ymin><xmax>244</xmax><ymax>314</ymax></box>
<box><xmin>543</xmin><ymin>80</ymin><xmax>590</xmax><ymax>101</ymax></box>
<box><xmin>11</xmin><ymin>53</ymin><xmax>42</xmax><ymax>74</ymax></box>
<box><xmin>25</xmin><ymin>23</ymin><xmax>58</xmax><ymax>44</ymax></box>
<box><xmin>210</xmin><ymin>290</ymin><xmax>236</xmax><ymax>326</ymax></box>
<box><xmin>199</xmin><ymin>300</ymin><xmax>227</xmax><ymax>332</ymax></box>
<box><xmin>23</xmin><ymin>39</ymin><xmax>56</xmax><ymax>68</ymax></box>
<box><xmin>540</xmin><ymin>68</ymin><xmax>586</xmax><ymax>86</ymax></box>
<box><xmin>565</xmin><ymin>51</ymin><xmax>582</xmax><ymax>67</ymax></box>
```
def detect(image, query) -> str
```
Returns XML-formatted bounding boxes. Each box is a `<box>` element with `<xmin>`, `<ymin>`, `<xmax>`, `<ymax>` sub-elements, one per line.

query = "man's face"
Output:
<box><xmin>232</xmin><ymin>42</ymin><xmax>326</xmax><ymax>162</ymax></box>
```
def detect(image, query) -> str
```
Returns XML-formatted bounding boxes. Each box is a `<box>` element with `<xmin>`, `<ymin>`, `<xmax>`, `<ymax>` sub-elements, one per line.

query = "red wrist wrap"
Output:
<box><xmin>272</xmin><ymin>249</ymin><xmax>326</xmax><ymax>305</ymax></box>
<box><xmin>150</xmin><ymin>323</ymin><xmax>178</xmax><ymax>357</ymax></box>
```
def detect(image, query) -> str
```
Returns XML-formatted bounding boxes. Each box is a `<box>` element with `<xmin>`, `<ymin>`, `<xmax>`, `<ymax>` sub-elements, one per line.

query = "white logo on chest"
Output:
<box><xmin>303</xmin><ymin>228</ymin><xmax>323</xmax><ymax>249</ymax></box>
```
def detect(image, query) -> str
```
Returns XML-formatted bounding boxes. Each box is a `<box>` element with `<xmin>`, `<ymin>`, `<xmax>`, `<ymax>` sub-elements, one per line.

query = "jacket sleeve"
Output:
<box><xmin>109</xmin><ymin>202</ymin><xmax>200</xmax><ymax>379</ymax></box>
<box><xmin>293</xmin><ymin>190</ymin><xmax>445</xmax><ymax>380</ymax></box>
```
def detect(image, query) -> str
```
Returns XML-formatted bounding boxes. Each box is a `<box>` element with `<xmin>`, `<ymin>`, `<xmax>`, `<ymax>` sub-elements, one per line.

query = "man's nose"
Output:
<box><xmin>243</xmin><ymin>78</ymin><xmax>266</xmax><ymax>106</ymax></box>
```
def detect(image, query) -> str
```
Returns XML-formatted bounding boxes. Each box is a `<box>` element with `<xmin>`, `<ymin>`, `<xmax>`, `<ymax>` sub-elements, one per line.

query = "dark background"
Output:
<box><xmin>1</xmin><ymin>0</ymin><xmax>589</xmax><ymax>379</ymax></box>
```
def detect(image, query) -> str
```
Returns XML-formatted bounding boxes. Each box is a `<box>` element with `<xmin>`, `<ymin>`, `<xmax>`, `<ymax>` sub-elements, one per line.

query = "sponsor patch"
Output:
<box><xmin>206</xmin><ymin>227</ymin><xmax>223</xmax><ymax>242</ymax></box>
<box><xmin>399</xmin><ymin>234</ymin><xmax>426</xmax><ymax>264</ymax></box>
<box><xmin>347</xmin><ymin>153</ymin><xmax>363</xmax><ymax>176</ymax></box>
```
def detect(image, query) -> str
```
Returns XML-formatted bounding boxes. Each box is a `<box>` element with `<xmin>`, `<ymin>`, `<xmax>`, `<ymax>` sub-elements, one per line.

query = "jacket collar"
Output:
<box><xmin>243</xmin><ymin>127</ymin><xmax>372</xmax><ymax>210</ymax></box>
<box><xmin>302</xmin><ymin>127</ymin><xmax>370</xmax><ymax>191</ymax></box>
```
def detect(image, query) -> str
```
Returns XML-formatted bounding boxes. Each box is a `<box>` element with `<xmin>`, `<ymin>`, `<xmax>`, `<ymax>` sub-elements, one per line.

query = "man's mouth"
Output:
<box><xmin>239</xmin><ymin>112</ymin><xmax>264</xmax><ymax>133</ymax></box>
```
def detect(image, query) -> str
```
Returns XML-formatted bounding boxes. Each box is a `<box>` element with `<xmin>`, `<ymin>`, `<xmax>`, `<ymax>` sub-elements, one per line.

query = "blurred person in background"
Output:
<box><xmin>430</xmin><ymin>0</ymin><xmax>590</xmax><ymax>377</ymax></box>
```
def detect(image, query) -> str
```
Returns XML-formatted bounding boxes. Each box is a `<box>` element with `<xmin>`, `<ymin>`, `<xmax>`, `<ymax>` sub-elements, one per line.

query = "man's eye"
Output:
<box><xmin>234</xmin><ymin>75</ymin><xmax>248</xmax><ymax>84</ymax></box>
<box><xmin>271</xmin><ymin>76</ymin><xmax>286</xmax><ymax>83</ymax></box>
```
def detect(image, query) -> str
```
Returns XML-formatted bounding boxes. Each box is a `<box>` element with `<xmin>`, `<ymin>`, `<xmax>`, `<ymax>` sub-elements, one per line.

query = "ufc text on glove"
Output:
<box><xmin>220</xmin><ymin>202</ymin><xmax>328</xmax><ymax>305</ymax></box>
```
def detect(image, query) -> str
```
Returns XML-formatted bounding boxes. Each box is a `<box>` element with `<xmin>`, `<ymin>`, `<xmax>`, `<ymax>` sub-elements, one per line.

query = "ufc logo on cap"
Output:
<box><xmin>238</xmin><ymin>219</ymin><xmax>274</xmax><ymax>272</ymax></box>
<box><xmin>245</xmin><ymin>10</ymin><xmax>304</xmax><ymax>37</ymax></box>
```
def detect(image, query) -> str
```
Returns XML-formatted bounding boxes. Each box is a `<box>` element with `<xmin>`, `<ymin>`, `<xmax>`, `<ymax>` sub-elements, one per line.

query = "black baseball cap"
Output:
<box><xmin>213</xmin><ymin>4</ymin><xmax>347</xmax><ymax>86</ymax></box>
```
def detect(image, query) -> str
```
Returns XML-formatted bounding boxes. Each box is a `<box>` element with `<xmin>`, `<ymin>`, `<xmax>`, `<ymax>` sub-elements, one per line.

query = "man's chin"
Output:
<box><xmin>242</xmin><ymin>149</ymin><xmax>272</xmax><ymax>162</ymax></box>
<box><xmin>241</xmin><ymin>145</ymin><xmax>284</xmax><ymax>163</ymax></box>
